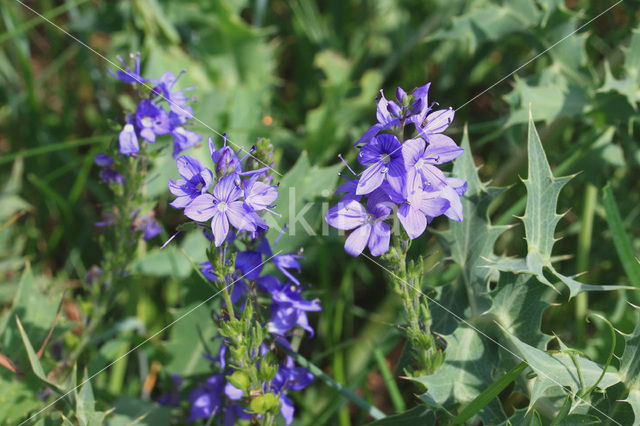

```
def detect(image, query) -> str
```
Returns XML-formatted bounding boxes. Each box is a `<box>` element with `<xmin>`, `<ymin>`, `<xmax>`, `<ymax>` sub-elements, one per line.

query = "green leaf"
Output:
<box><xmin>493</xmin><ymin>113</ymin><xmax>630</xmax><ymax>297</ymax></box>
<box><xmin>504</xmin><ymin>71</ymin><xmax>587</xmax><ymax>126</ymax></box>
<box><xmin>618</xmin><ymin>310</ymin><xmax>640</xmax><ymax>424</ymax></box>
<box><xmin>414</xmin><ymin>325</ymin><xmax>505</xmax><ymax>422</ymax></box>
<box><xmin>488</xmin><ymin>272</ymin><xmax>550</xmax><ymax>348</ymax></box>
<box><xmin>0</xmin><ymin>375</ymin><xmax>42</xmax><ymax>425</ymax></box>
<box><xmin>502</xmin><ymin>330</ymin><xmax>620</xmax><ymax>411</ymax></box>
<box><xmin>106</xmin><ymin>397</ymin><xmax>172</xmax><ymax>426</ymax></box>
<box><xmin>428</xmin><ymin>1</ymin><xmax>540</xmax><ymax>52</ymax></box>
<box><xmin>266</xmin><ymin>151</ymin><xmax>342</xmax><ymax>252</ymax></box>
<box><xmin>366</xmin><ymin>405</ymin><xmax>436</xmax><ymax>426</ymax></box>
<box><xmin>441</xmin><ymin>126</ymin><xmax>508</xmax><ymax>314</ymax></box>
<box><xmin>163</xmin><ymin>303</ymin><xmax>218</xmax><ymax>377</ymax></box>
<box><xmin>15</xmin><ymin>316</ymin><xmax>64</xmax><ymax>393</ymax></box>
<box><xmin>0</xmin><ymin>265</ymin><xmax>61</xmax><ymax>366</ymax></box>
<box><xmin>129</xmin><ymin>231</ymin><xmax>208</xmax><ymax>278</ymax></box>
<box><xmin>76</xmin><ymin>370</ymin><xmax>108</xmax><ymax>426</ymax></box>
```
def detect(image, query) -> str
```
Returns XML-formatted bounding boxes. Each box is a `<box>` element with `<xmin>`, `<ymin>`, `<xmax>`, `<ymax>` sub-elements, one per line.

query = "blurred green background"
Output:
<box><xmin>1</xmin><ymin>0</ymin><xmax>640</xmax><ymax>424</ymax></box>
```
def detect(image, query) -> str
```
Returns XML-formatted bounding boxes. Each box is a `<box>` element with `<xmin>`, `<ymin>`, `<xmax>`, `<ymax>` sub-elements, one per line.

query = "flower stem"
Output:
<box><xmin>384</xmin><ymin>235</ymin><xmax>442</xmax><ymax>376</ymax></box>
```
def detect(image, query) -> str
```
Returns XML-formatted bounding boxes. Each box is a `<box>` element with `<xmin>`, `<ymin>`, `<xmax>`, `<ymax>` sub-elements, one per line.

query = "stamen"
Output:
<box><xmin>338</xmin><ymin>154</ymin><xmax>357</xmax><ymax>176</ymax></box>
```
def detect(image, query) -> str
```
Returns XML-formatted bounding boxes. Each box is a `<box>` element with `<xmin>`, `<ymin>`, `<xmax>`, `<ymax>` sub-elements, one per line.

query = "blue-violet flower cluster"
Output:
<box><xmin>109</xmin><ymin>53</ymin><xmax>202</xmax><ymax>157</ymax></box>
<box><xmin>167</xmin><ymin>135</ymin><xmax>320</xmax><ymax>425</ymax></box>
<box><xmin>325</xmin><ymin>82</ymin><xmax>467</xmax><ymax>257</ymax></box>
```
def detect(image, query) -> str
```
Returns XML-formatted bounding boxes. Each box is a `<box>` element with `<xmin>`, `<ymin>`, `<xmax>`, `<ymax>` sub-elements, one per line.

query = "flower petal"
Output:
<box><xmin>325</xmin><ymin>200</ymin><xmax>368</xmax><ymax>230</ymax></box>
<box><xmin>119</xmin><ymin>124</ymin><xmax>139</xmax><ymax>156</ymax></box>
<box><xmin>397</xmin><ymin>204</ymin><xmax>426</xmax><ymax>239</ymax></box>
<box><xmin>423</xmin><ymin>108</ymin><xmax>454</xmax><ymax>135</ymax></box>
<box><xmin>176</xmin><ymin>155</ymin><xmax>205</xmax><ymax>180</ymax></box>
<box><xmin>419</xmin><ymin>164</ymin><xmax>447</xmax><ymax>188</ymax></box>
<box><xmin>213</xmin><ymin>173</ymin><xmax>242</xmax><ymax>202</ymax></box>
<box><xmin>368</xmin><ymin>220</ymin><xmax>390</xmax><ymax>256</ymax></box>
<box><xmin>354</xmin><ymin>123</ymin><xmax>383</xmax><ymax>147</ymax></box>
<box><xmin>442</xmin><ymin>185</ymin><xmax>464</xmax><ymax>221</ymax></box>
<box><xmin>356</xmin><ymin>162</ymin><xmax>385</xmax><ymax>195</ymax></box>
<box><xmin>420</xmin><ymin>194</ymin><xmax>450</xmax><ymax>218</ymax></box>
<box><xmin>211</xmin><ymin>211</ymin><xmax>230</xmax><ymax>247</ymax></box>
<box><xmin>344</xmin><ymin>223</ymin><xmax>372</xmax><ymax>257</ymax></box>
<box><xmin>226</xmin><ymin>201</ymin><xmax>257</xmax><ymax>232</ymax></box>
<box><xmin>424</xmin><ymin>134</ymin><xmax>463</xmax><ymax>164</ymax></box>
<box><xmin>168</xmin><ymin>178</ymin><xmax>189</xmax><ymax>196</ymax></box>
<box><xmin>402</xmin><ymin>138</ymin><xmax>426</xmax><ymax>167</ymax></box>
<box><xmin>184</xmin><ymin>194</ymin><xmax>216</xmax><ymax>221</ymax></box>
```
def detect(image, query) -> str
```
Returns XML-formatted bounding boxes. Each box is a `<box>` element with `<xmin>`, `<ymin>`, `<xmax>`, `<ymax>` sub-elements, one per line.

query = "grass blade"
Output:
<box><xmin>452</xmin><ymin>362</ymin><xmax>527</xmax><ymax>424</ymax></box>
<box><xmin>602</xmin><ymin>183</ymin><xmax>640</xmax><ymax>287</ymax></box>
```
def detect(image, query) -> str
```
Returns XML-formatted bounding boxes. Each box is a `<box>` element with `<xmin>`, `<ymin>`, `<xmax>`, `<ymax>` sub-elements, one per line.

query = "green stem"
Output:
<box><xmin>373</xmin><ymin>348</ymin><xmax>406</xmax><ymax>413</ymax></box>
<box><xmin>575</xmin><ymin>183</ymin><xmax>597</xmax><ymax>345</ymax></box>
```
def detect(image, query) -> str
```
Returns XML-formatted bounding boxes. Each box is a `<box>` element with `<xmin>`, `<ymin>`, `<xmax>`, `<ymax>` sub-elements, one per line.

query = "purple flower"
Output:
<box><xmin>157</xmin><ymin>374</ymin><xmax>183</xmax><ymax>407</ymax></box>
<box><xmin>440</xmin><ymin>177</ymin><xmax>467</xmax><ymax>222</ymax></box>
<box><xmin>325</xmin><ymin>196</ymin><xmax>392</xmax><ymax>257</ymax></box>
<box><xmin>98</xmin><ymin>169</ymin><xmax>124</xmax><ymax>185</ymax></box>
<box><xmin>402</xmin><ymin>136</ymin><xmax>463</xmax><ymax>189</ymax></box>
<box><xmin>272</xmin><ymin>356</ymin><xmax>314</xmax><ymax>392</ymax></box>
<box><xmin>185</xmin><ymin>174</ymin><xmax>256</xmax><ymax>247</ymax></box>
<box><xmin>136</xmin><ymin>100</ymin><xmax>170</xmax><ymax>143</ymax></box>
<box><xmin>134</xmin><ymin>212</ymin><xmax>162</xmax><ymax>241</ymax></box>
<box><xmin>94</xmin><ymin>154</ymin><xmax>123</xmax><ymax>185</ymax></box>
<box><xmin>268</xmin><ymin>282</ymin><xmax>322</xmax><ymax>336</ymax></box>
<box><xmin>94</xmin><ymin>153</ymin><xmax>113</xmax><ymax>167</ymax></box>
<box><xmin>187</xmin><ymin>374</ymin><xmax>224</xmax><ymax>421</ymax></box>
<box><xmin>150</xmin><ymin>70</ymin><xmax>194</xmax><ymax>118</ymax></box>
<box><xmin>171</xmin><ymin>125</ymin><xmax>202</xmax><ymax>158</ymax></box>
<box><xmin>354</xmin><ymin>90</ymin><xmax>401</xmax><ymax>146</ymax></box>
<box><xmin>356</xmin><ymin>134</ymin><xmax>406</xmax><ymax>196</ymax></box>
<box><xmin>271</xmin><ymin>357</ymin><xmax>314</xmax><ymax>425</ymax></box>
<box><xmin>412</xmin><ymin>107</ymin><xmax>455</xmax><ymax>143</ymax></box>
<box><xmin>235</xmin><ymin>251</ymin><xmax>264</xmax><ymax>280</ymax></box>
<box><xmin>169</xmin><ymin>156</ymin><xmax>213</xmax><ymax>208</ymax></box>
<box><xmin>119</xmin><ymin>123</ymin><xmax>139</xmax><ymax>156</ymax></box>
<box><xmin>209</xmin><ymin>135</ymin><xmax>242</xmax><ymax>176</ymax></box>
<box><xmin>335</xmin><ymin>176</ymin><xmax>360</xmax><ymax>201</ymax></box>
<box><xmin>397</xmin><ymin>173</ymin><xmax>450</xmax><ymax>239</ymax></box>
<box><xmin>258</xmin><ymin>238</ymin><xmax>303</xmax><ymax>285</ymax></box>
<box><xmin>244</xmin><ymin>175</ymin><xmax>278</xmax><ymax>211</ymax></box>
<box><xmin>107</xmin><ymin>53</ymin><xmax>145</xmax><ymax>84</ymax></box>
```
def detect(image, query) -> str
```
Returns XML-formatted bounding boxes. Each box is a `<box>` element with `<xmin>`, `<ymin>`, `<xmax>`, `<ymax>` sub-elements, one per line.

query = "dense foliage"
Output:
<box><xmin>1</xmin><ymin>0</ymin><xmax>639</xmax><ymax>425</ymax></box>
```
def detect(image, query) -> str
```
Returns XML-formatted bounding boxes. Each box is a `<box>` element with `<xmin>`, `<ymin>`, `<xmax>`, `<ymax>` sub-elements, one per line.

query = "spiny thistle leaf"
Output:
<box><xmin>441</xmin><ymin>126</ymin><xmax>508</xmax><ymax>314</ymax></box>
<box><xmin>618</xmin><ymin>309</ymin><xmax>640</xmax><ymax>424</ymax></box>
<box><xmin>413</xmin><ymin>325</ymin><xmax>506</xmax><ymax>423</ymax></box>
<box><xmin>487</xmin><ymin>272</ymin><xmax>550</xmax><ymax>349</ymax></box>
<box><xmin>501</xmin><ymin>329</ymin><xmax>620</xmax><ymax>413</ymax></box>
<box><xmin>494</xmin><ymin>113</ymin><xmax>630</xmax><ymax>298</ymax></box>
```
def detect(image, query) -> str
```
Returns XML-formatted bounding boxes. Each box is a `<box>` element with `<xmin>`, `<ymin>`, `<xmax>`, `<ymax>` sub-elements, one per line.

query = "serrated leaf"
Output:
<box><xmin>0</xmin><ymin>264</ymin><xmax>60</xmax><ymax>339</ymax></box>
<box><xmin>493</xmin><ymin>114</ymin><xmax>630</xmax><ymax>297</ymax></box>
<box><xmin>618</xmin><ymin>310</ymin><xmax>640</xmax><ymax>425</ymax></box>
<box><xmin>428</xmin><ymin>1</ymin><xmax>540</xmax><ymax>52</ymax></box>
<box><xmin>414</xmin><ymin>325</ymin><xmax>505</xmax><ymax>422</ymax></box>
<box><xmin>503</xmin><ymin>330</ymin><xmax>620</xmax><ymax>412</ymax></box>
<box><xmin>504</xmin><ymin>71</ymin><xmax>587</xmax><ymax>126</ymax></box>
<box><xmin>76</xmin><ymin>370</ymin><xmax>107</xmax><ymax>426</ymax></box>
<box><xmin>488</xmin><ymin>273</ymin><xmax>550</xmax><ymax>348</ymax></box>
<box><xmin>442</xmin><ymin>127</ymin><xmax>508</xmax><ymax>314</ymax></box>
